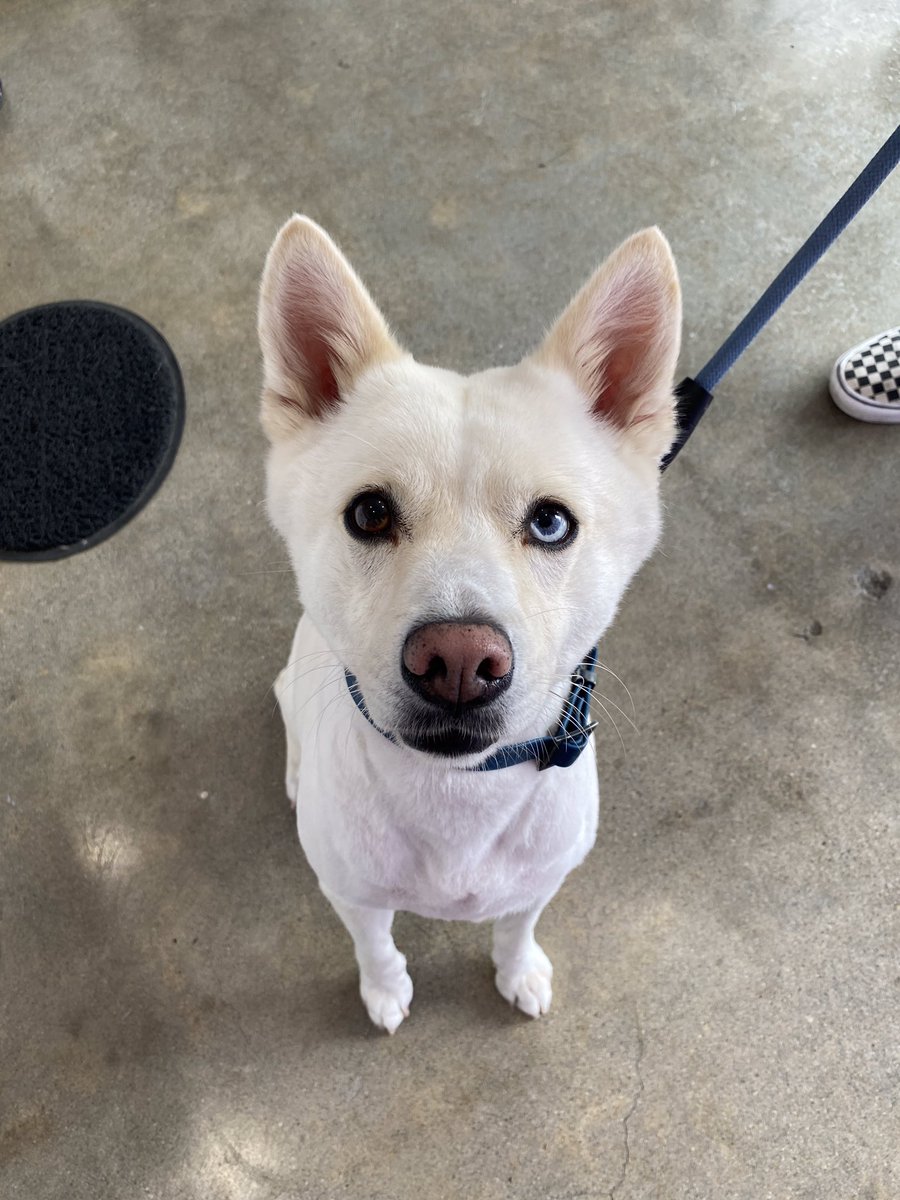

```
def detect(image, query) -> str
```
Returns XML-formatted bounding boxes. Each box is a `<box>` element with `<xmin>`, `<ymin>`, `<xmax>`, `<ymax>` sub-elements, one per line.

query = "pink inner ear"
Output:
<box><xmin>581</xmin><ymin>275</ymin><xmax>665</xmax><ymax>429</ymax></box>
<box><xmin>285</xmin><ymin>310</ymin><xmax>341</xmax><ymax>419</ymax></box>
<box><xmin>589</xmin><ymin>341</ymin><xmax>641</xmax><ymax>428</ymax></box>
<box><xmin>277</xmin><ymin>265</ymin><xmax>347</xmax><ymax>419</ymax></box>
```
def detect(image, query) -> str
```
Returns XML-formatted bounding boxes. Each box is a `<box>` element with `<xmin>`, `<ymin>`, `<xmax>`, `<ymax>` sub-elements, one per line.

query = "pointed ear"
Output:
<box><xmin>529</xmin><ymin>228</ymin><xmax>682</xmax><ymax>462</ymax></box>
<box><xmin>257</xmin><ymin>215</ymin><xmax>406</xmax><ymax>440</ymax></box>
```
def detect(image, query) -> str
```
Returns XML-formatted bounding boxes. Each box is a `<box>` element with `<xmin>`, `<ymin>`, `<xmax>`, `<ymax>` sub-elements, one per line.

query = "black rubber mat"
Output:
<box><xmin>0</xmin><ymin>301</ymin><xmax>185</xmax><ymax>561</ymax></box>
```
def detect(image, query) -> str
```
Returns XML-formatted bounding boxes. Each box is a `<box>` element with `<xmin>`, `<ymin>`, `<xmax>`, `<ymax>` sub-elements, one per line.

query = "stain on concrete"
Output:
<box><xmin>856</xmin><ymin>566</ymin><xmax>893</xmax><ymax>600</ymax></box>
<box><xmin>0</xmin><ymin>1107</ymin><xmax>53</xmax><ymax>1168</ymax></box>
<box><xmin>430</xmin><ymin>196</ymin><xmax>461</xmax><ymax>230</ymax></box>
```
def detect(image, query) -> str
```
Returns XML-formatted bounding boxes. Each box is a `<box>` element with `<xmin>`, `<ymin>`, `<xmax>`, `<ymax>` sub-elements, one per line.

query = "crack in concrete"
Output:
<box><xmin>222</xmin><ymin>1137</ymin><xmax>293</xmax><ymax>1196</ymax></box>
<box><xmin>609</xmin><ymin>1012</ymin><xmax>645</xmax><ymax>1200</ymax></box>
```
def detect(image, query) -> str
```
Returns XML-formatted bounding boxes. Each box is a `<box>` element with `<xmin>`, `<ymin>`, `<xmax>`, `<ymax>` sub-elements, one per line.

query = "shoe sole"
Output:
<box><xmin>829</xmin><ymin>328</ymin><xmax>900</xmax><ymax>424</ymax></box>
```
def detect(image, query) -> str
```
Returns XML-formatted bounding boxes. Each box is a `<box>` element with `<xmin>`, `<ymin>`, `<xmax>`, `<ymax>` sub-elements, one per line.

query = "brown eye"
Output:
<box><xmin>345</xmin><ymin>491</ymin><xmax>394</xmax><ymax>539</ymax></box>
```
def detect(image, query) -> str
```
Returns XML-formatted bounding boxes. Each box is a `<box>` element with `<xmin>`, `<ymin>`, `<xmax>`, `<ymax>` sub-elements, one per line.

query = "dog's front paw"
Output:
<box><xmin>360</xmin><ymin>961</ymin><xmax>414</xmax><ymax>1035</ymax></box>
<box><xmin>494</xmin><ymin>944</ymin><xmax>553</xmax><ymax>1018</ymax></box>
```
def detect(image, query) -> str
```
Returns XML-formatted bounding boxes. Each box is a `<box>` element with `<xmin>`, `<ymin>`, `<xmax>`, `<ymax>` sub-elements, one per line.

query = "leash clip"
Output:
<box><xmin>537</xmin><ymin>720</ymin><xmax>599</xmax><ymax>770</ymax></box>
<box><xmin>537</xmin><ymin>656</ymin><xmax>598</xmax><ymax>770</ymax></box>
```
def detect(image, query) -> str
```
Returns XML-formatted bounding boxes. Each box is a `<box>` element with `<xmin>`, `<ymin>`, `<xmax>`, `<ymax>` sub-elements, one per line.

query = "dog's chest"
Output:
<box><xmin>299</xmin><ymin>741</ymin><xmax>600</xmax><ymax>920</ymax></box>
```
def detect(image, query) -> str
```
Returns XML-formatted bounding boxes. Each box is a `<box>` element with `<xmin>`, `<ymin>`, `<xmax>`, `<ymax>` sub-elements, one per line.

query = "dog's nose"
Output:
<box><xmin>402</xmin><ymin>622</ymin><xmax>513</xmax><ymax>707</ymax></box>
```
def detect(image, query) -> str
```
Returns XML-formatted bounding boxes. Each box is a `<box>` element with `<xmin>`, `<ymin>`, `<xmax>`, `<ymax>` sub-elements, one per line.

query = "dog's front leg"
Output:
<box><xmin>273</xmin><ymin>668</ymin><xmax>301</xmax><ymax>808</ymax></box>
<box><xmin>492</xmin><ymin>901</ymin><xmax>554</xmax><ymax>1018</ymax></box>
<box><xmin>321</xmin><ymin>887</ymin><xmax>413</xmax><ymax>1034</ymax></box>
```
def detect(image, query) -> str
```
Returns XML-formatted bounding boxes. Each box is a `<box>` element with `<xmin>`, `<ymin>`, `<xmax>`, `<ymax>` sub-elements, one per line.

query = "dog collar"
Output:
<box><xmin>344</xmin><ymin>646</ymin><xmax>598</xmax><ymax>771</ymax></box>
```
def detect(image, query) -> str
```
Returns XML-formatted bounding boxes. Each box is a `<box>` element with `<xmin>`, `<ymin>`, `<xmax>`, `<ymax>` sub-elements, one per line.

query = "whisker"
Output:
<box><xmin>340</xmin><ymin>460</ymin><xmax>391</xmax><ymax>474</ymax></box>
<box><xmin>592</xmin><ymin>695</ymin><xmax>627</xmax><ymax>754</ymax></box>
<box><xmin>312</xmin><ymin>686</ymin><xmax>353</xmax><ymax>754</ymax></box>
<box><xmin>263</xmin><ymin>649</ymin><xmax>342</xmax><ymax>702</ymax></box>
<box><xmin>273</xmin><ymin>666</ymin><xmax>344</xmax><ymax>720</ymax></box>
<box><xmin>545</xmin><ymin>680</ymin><xmax>626</xmax><ymax>752</ymax></box>
<box><xmin>271</xmin><ymin>660</ymin><xmax>343</xmax><ymax>704</ymax></box>
<box><xmin>237</xmin><ymin>568</ymin><xmax>297</xmax><ymax>575</ymax></box>
<box><xmin>280</xmin><ymin>649</ymin><xmax>342</xmax><ymax>668</ymax></box>
<box><xmin>519</xmin><ymin>604</ymin><xmax>583</xmax><ymax>622</ymax></box>
<box><xmin>593</xmin><ymin>690</ymin><xmax>638</xmax><ymax>734</ymax></box>
<box><xmin>545</xmin><ymin>685</ymin><xmax>596</xmax><ymax>739</ymax></box>
<box><xmin>594</xmin><ymin>658</ymin><xmax>636</xmax><ymax>716</ymax></box>
<box><xmin>291</xmin><ymin>667</ymin><xmax>345</xmax><ymax>712</ymax></box>
<box><xmin>338</xmin><ymin>428</ymin><xmax>388</xmax><ymax>457</ymax></box>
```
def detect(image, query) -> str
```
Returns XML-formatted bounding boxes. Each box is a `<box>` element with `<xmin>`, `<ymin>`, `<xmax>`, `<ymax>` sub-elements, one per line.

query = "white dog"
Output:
<box><xmin>258</xmin><ymin>216</ymin><xmax>681</xmax><ymax>1032</ymax></box>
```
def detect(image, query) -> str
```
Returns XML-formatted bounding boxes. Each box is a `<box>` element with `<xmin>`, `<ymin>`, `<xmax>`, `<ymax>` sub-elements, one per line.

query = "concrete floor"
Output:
<box><xmin>2</xmin><ymin>1</ymin><xmax>899</xmax><ymax>1196</ymax></box>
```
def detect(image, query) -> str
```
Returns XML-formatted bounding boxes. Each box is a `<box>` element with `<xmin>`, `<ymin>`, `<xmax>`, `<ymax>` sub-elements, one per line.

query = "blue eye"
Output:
<box><xmin>526</xmin><ymin>501</ymin><xmax>577</xmax><ymax>549</ymax></box>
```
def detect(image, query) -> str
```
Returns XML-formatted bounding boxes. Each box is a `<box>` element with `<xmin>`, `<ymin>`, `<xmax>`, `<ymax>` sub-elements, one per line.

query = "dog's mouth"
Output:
<box><xmin>398</xmin><ymin>724</ymin><xmax>497</xmax><ymax>758</ymax></box>
<box><xmin>394</xmin><ymin>704</ymin><xmax>506</xmax><ymax>759</ymax></box>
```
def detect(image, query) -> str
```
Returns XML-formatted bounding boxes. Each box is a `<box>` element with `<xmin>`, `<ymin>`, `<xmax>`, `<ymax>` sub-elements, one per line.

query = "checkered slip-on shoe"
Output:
<box><xmin>829</xmin><ymin>328</ymin><xmax>900</xmax><ymax>423</ymax></box>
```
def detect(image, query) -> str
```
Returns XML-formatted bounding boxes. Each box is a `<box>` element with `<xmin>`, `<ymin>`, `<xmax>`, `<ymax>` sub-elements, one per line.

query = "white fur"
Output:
<box><xmin>259</xmin><ymin>216</ymin><xmax>681</xmax><ymax>1032</ymax></box>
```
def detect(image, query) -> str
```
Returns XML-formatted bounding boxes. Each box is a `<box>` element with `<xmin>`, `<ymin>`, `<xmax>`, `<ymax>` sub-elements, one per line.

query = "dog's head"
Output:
<box><xmin>258</xmin><ymin>216</ymin><xmax>680</xmax><ymax>762</ymax></box>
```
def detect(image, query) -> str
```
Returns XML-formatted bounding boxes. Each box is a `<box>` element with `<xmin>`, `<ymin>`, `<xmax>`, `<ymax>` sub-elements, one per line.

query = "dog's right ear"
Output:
<box><xmin>257</xmin><ymin>215</ymin><xmax>406</xmax><ymax>441</ymax></box>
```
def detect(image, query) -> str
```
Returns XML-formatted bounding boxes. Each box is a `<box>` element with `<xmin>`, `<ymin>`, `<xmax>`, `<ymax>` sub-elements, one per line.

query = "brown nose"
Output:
<box><xmin>402</xmin><ymin>622</ymin><xmax>514</xmax><ymax>707</ymax></box>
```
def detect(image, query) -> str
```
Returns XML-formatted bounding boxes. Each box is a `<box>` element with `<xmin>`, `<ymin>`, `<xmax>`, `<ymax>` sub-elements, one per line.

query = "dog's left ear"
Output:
<box><xmin>530</xmin><ymin>228</ymin><xmax>682</xmax><ymax>462</ymax></box>
<box><xmin>257</xmin><ymin>215</ymin><xmax>407</xmax><ymax>441</ymax></box>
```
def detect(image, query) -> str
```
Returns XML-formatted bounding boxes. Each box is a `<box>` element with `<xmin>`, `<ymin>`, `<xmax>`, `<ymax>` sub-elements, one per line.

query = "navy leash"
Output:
<box><xmin>662</xmin><ymin>120</ymin><xmax>900</xmax><ymax>470</ymax></box>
